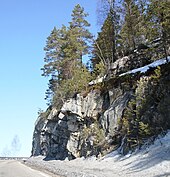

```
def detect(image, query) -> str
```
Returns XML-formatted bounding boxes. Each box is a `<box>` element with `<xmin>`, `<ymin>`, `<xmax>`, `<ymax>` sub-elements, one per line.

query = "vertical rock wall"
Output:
<box><xmin>32</xmin><ymin>88</ymin><xmax>131</xmax><ymax>159</ymax></box>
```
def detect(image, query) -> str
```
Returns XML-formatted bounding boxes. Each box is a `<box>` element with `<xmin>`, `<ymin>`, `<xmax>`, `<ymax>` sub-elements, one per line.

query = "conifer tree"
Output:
<box><xmin>91</xmin><ymin>13</ymin><xmax>116</xmax><ymax>71</ymax></box>
<box><xmin>120</xmin><ymin>0</ymin><xmax>141</xmax><ymax>52</ymax></box>
<box><xmin>41</xmin><ymin>4</ymin><xmax>93</xmax><ymax>105</ymax></box>
<box><xmin>91</xmin><ymin>0</ymin><xmax>120</xmax><ymax>75</ymax></box>
<box><xmin>57</xmin><ymin>4</ymin><xmax>93</xmax><ymax>102</ymax></box>
<box><xmin>135</xmin><ymin>0</ymin><xmax>149</xmax><ymax>44</ymax></box>
<box><xmin>42</xmin><ymin>26</ymin><xmax>68</xmax><ymax>101</ymax></box>
<box><xmin>147</xmin><ymin>0</ymin><xmax>170</xmax><ymax>61</ymax></box>
<box><xmin>68</xmin><ymin>4</ymin><xmax>93</xmax><ymax>64</ymax></box>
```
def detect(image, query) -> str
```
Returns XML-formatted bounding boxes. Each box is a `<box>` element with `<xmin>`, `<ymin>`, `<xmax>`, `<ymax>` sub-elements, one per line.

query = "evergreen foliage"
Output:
<box><xmin>120</xmin><ymin>65</ymin><xmax>170</xmax><ymax>152</ymax></box>
<box><xmin>91</xmin><ymin>0</ymin><xmax>120</xmax><ymax>76</ymax></box>
<box><xmin>147</xmin><ymin>0</ymin><xmax>170</xmax><ymax>61</ymax></box>
<box><xmin>92</xmin><ymin>13</ymin><xmax>116</xmax><ymax>69</ymax></box>
<box><xmin>41</xmin><ymin>4</ymin><xmax>92</xmax><ymax>105</ymax></box>
<box><xmin>120</xmin><ymin>0</ymin><xmax>141</xmax><ymax>51</ymax></box>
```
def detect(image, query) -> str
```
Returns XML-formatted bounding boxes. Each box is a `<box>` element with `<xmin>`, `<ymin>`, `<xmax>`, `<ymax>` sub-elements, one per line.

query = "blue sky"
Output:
<box><xmin>0</xmin><ymin>0</ymin><xmax>97</xmax><ymax>157</ymax></box>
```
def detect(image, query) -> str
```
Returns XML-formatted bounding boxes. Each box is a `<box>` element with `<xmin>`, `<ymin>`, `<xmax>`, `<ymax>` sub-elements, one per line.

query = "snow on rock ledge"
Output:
<box><xmin>120</xmin><ymin>56</ymin><xmax>170</xmax><ymax>76</ymax></box>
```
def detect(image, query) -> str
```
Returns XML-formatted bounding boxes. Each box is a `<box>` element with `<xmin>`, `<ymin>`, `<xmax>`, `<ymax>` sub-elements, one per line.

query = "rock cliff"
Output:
<box><xmin>32</xmin><ymin>57</ymin><xmax>170</xmax><ymax>160</ymax></box>
<box><xmin>32</xmin><ymin>88</ymin><xmax>132</xmax><ymax>159</ymax></box>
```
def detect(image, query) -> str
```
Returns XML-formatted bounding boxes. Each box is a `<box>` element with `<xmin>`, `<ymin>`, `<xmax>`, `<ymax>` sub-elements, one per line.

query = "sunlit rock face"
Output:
<box><xmin>32</xmin><ymin>88</ymin><xmax>131</xmax><ymax>160</ymax></box>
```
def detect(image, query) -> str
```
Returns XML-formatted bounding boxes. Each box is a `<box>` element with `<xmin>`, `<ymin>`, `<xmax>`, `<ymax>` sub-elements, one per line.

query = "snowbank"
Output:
<box><xmin>25</xmin><ymin>131</ymin><xmax>170</xmax><ymax>177</ymax></box>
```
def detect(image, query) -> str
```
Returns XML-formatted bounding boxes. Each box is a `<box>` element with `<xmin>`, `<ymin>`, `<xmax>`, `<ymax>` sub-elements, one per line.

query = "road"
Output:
<box><xmin>0</xmin><ymin>160</ymin><xmax>59</xmax><ymax>177</ymax></box>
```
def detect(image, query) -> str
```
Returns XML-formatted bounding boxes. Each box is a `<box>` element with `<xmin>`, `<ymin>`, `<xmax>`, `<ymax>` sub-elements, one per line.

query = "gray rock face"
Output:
<box><xmin>61</xmin><ymin>91</ymin><xmax>103</xmax><ymax>119</ymax></box>
<box><xmin>32</xmin><ymin>87</ymin><xmax>131</xmax><ymax>160</ymax></box>
<box><xmin>110</xmin><ymin>54</ymin><xmax>150</xmax><ymax>76</ymax></box>
<box><xmin>102</xmin><ymin>92</ymin><xmax>132</xmax><ymax>136</ymax></box>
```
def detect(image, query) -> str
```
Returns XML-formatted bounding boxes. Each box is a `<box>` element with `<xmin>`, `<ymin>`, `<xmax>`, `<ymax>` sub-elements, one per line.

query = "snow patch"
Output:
<box><xmin>89</xmin><ymin>75</ymin><xmax>106</xmax><ymax>85</ymax></box>
<box><xmin>27</xmin><ymin>130</ymin><xmax>170</xmax><ymax>177</ymax></box>
<box><xmin>119</xmin><ymin>56</ymin><xmax>170</xmax><ymax>76</ymax></box>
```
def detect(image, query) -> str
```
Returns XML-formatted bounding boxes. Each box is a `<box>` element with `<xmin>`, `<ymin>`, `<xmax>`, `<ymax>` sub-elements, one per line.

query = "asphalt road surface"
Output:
<box><xmin>0</xmin><ymin>160</ymin><xmax>59</xmax><ymax>177</ymax></box>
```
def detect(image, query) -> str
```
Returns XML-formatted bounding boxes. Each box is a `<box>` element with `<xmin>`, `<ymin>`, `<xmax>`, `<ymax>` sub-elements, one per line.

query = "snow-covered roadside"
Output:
<box><xmin>25</xmin><ymin>131</ymin><xmax>170</xmax><ymax>177</ymax></box>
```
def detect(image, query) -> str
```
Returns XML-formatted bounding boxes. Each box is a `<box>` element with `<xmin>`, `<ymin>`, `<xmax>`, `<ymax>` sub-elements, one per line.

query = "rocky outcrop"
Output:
<box><xmin>110</xmin><ymin>53</ymin><xmax>151</xmax><ymax>76</ymax></box>
<box><xmin>32</xmin><ymin>58</ymin><xmax>170</xmax><ymax>160</ymax></box>
<box><xmin>32</xmin><ymin>87</ymin><xmax>132</xmax><ymax>159</ymax></box>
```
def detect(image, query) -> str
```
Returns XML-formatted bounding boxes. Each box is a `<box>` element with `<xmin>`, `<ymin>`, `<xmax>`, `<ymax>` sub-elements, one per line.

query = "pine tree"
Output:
<box><xmin>91</xmin><ymin>0</ymin><xmax>120</xmax><ymax>75</ymax></box>
<box><xmin>91</xmin><ymin>13</ymin><xmax>116</xmax><ymax>71</ymax></box>
<box><xmin>57</xmin><ymin>4</ymin><xmax>93</xmax><ymax>100</ymax></box>
<box><xmin>42</xmin><ymin>26</ymin><xmax>68</xmax><ymax>102</ymax></box>
<box><xmin>147</xmin><ymin>0</ymin><xmax>170</xmax><ymax>61</ymax></box>
<box><xmin>135</xmin><ymin>0</ymin><xmax>149</xmax><ymax>44</ymax></box>
<box><xmin>41</xmin><ymin>4</ymin><xmax>93</xmax><ymax>105</ymax></box>
<box><xmin>120</xmin><ymin>0</ymin><xmax>141</xmax><ymax>52</ymax></box>
<box><xmin>42</xmin><ymin>27</ymin><xmax>60</xmax><ymax>78</ymax></box>
<box><xmin>68</xmin><ymin>4</ymin><xmax>93</xmax><ymax>64</ymax></box>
